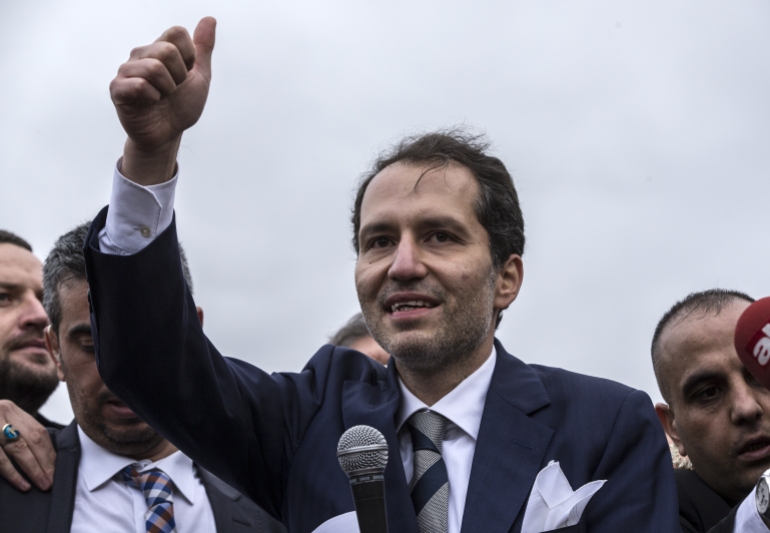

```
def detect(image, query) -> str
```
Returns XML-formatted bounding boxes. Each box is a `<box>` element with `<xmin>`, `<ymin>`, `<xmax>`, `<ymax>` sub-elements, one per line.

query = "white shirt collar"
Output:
<box><xmin>77</xmin><ymin>425</ymin><xmax>198</xmax><ymax>504</ymax></box>
<box><xmin>396</xmin><ymin>345</ymin><xmax>497</xmax><ymax>441</ymax></box>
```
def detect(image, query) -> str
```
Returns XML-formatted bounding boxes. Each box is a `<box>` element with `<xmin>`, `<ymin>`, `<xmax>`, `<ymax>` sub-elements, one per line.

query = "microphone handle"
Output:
<box><xmin>350</xmin><ymin>473</ymin><xmax>388</xmax><ymax>533</ymax></box>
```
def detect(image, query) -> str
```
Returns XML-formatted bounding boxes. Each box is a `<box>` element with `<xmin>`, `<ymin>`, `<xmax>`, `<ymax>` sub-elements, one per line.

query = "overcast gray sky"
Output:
<box><xmin>1</xmin><ymin>1</ymin><xmax>768</xmax><ymax>423</ymax></box>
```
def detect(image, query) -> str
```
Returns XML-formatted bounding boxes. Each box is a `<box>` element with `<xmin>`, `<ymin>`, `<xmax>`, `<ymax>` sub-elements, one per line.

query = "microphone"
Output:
<box><xmin>337</xmin><ymin>425</ymin><xmax>390</xmax><ymax>533</ymax></box>
<box><xmin>735</xmin><ymin>297</ymin><xmax>770</xmax><ymax>389</ymax></box>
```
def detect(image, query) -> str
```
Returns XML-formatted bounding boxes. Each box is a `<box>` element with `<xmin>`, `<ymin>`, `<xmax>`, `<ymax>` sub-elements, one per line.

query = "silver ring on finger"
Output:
<box><xmin>2</xmin><ymin>423</ymin><xmax>20</xmax><ymax>442</ymax></box>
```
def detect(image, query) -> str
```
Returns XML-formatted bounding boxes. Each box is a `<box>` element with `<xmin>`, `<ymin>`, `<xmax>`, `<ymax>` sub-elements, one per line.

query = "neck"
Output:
<box><xmin>395</xmin><ymin>336</ymin><xmax>494</xmax><ymax>406</ymax></box>
<box><xmin>131</xmin><ymin>440</ymin><xmax>178</xmax><ymax>462</ymax></box>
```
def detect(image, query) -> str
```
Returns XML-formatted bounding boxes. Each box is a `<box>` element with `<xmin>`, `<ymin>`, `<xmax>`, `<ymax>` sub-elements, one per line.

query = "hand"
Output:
<box><xmin>0</xmin><ymin>400</ymin><xmax>55</xmax><ymax>492</ymax></box>
<box><xmin>109</xmin><ymin>17</ymin><xmax>216</xmax><ymax>185</ymax></box>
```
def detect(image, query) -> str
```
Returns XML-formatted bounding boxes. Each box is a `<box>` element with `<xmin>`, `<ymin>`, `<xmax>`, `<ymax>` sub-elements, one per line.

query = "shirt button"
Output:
<box><xmin>139</xmin><ymin>226</ymin><xmax>151</xmax><ymax>238</ymax></box>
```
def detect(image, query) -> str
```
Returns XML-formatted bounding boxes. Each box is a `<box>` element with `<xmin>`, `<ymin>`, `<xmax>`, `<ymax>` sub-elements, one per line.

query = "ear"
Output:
<box><xmin>44</xmin><ymin>325</ymin><xmax>66</xmax><ymax>382</ymax></box>
<box><xmin>196</xmin><ymin>306</ymin><xmax>204</xmax><ymax>327</ymax></box>
<box><xmin>656</xmin><ymin>402</ymin><xmax>686</xmax><ymax>457</ymax></box>
<box><xmin>494</xmin><ymin>254</ymin><xmax>524</xmax><ymax>312</ymax></box>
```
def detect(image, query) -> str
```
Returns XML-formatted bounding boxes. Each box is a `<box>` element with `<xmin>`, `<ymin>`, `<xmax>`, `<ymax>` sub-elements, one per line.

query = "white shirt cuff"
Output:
<box><xmin>97</xmin><ymin>159</ymin><xmax>178</xmax><ymax>255</ymax></box>
<box><xmin>734</xmin><ymin>486</ymin><xmax>770</xmax><ymax>532</ymax></box>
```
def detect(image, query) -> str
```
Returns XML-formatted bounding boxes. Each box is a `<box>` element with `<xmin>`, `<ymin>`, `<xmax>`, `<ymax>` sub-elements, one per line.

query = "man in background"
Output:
<box><xmin>653</xmin><ymin>289</ymin><xmax>770</xmax><ymax>532</ymax></box>
<box><xmin>0</xmin><ymin>230</ymin><xmax>60</xmax><ymax>428</ymax></box>
<box><xmin>330</xmin><ymin>313</ymin><xmax>390</xmax><ymax>365</ymax></box>
<box><xmin>0</xmin><ymin>223</ymin><xmax>284</xmax><ymax>533</ymax></box>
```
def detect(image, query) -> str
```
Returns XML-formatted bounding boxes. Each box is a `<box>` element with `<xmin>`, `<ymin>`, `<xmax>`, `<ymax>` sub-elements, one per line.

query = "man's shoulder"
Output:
<box><xmin>199</xmin><ymin>467</ymin><xmax>287</xmax><ymax>533</ymax></box>
<box><xmin>675</xmin><ymin>469</ymin><xmax>734</xmax><ymax>532</ymax></box>
<box><xmin>0</xmin><ymin>426</ymin><xmax>76</xmax><ymax>530</ymax></box>
<box><xmin>270</xmin><ymin>343</ymin><xmax>389</xmax><ymax>387</ymax></box>
<box><xmin>528</xmin><ymin>362</ymin><xmax>636</xmax><ymax>401</ymax></box>
<box><xmin>515</xmin><ymin>357</ymin><xmax>652</xmax><ymax>431</ymax></box>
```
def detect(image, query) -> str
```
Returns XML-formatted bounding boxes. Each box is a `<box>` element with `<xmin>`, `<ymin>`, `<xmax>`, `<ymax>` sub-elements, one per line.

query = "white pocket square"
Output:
<box><xmin>311</xmin><ymin>511</ymin><xmax>360</xmax><ymax>533</ymax></box>
<box><xmin>521</xmin><ymin>460</ymin><xmax>606</xmax><ymax>533</ymax></box>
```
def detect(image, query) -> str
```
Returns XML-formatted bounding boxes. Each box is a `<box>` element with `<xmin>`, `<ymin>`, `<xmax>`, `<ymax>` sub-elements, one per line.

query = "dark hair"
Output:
<box><xmin>0</xmin><ymin>230</ymin><xmax>33</xmax><ymax>252</ymax></box>
<box><xmin>330</xmin><ymin>313</ymin><xmax>370</xmax><ymax>347</ymax></box>
<box><xmin>44</xmin><ymin>222</ymin><xmax>195</xmax><ymax>333</ymax></box>
<box><xmin>651</xmin><ymin>289</ymin><xmax>755</xmax><ymax>402</ymax></box>
<box><xmin>351</xmin><ymin>129</ymin><xmax>525</xmax><ymax>268</ymax></box>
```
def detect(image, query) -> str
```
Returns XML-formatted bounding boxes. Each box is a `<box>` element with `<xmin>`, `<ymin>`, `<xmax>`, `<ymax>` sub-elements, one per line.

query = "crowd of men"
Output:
<box><xmin>0</xmin><ymin>15</ymin><xmax>767</xmax><ymax>533</ymax></box>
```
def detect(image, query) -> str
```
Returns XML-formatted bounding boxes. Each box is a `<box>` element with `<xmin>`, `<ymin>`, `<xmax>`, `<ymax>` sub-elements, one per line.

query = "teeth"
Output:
<box><xmin>391</xmin><ymin>301</ymin><xmax>433</xmax><ymax>312</ymax></box>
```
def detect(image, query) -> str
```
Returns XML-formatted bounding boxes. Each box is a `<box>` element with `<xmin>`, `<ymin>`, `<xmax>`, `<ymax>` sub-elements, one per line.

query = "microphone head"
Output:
<box><xmin>337</xmin><ymin>425</ymin><xmax>389</xmax><ymax>477</ymax></box>
<box><xmin>735</xmin><ymin>297</ymin><xmax>770</xmax><ymax>389</ymax></box>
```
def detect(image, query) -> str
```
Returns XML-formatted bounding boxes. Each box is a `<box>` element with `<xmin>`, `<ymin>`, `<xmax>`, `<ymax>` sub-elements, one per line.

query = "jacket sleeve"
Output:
<box><xmin>83</xmin><ymin>207</ymin><xmax>327</xmax><ymax>520</ymax></box>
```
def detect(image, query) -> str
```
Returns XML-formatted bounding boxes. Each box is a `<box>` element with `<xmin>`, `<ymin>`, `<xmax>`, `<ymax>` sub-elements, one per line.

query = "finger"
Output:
<box><xmin>22</xmin><ymin>424</ymin><xmax>56</xmax><ymax>488</ymax></box>
<box><xmin>192</xmin><ymin>16</ymin><xmax>216</xmax><ymax>81</ymax></box>
<box><xmin>110</xmin><ymin>76</ymin><xmax>162</xmax><ymax>106</ymax></box>
<box><xmin>131</xmin><ymin>41</ymin><xmax>189</xmax><ymax>87</ymax></box>
<box><xmin>157</xmin><ymin>25</ymin><xmax>196</xmax><ymax>72</ymax></box>
<box><xmin>119</xmin><ymin>59</ymin><xmax>179</xmax><ymax>98</ymax></box>
<box><xmin>0</xmin><ymin>445</ymin><xmax>31</xmax><ymax>492</ymax></box>
<box><xmin>3</xmin><ymin>437</ymin><xmax>51</xmax><ymax>491</ymax></box>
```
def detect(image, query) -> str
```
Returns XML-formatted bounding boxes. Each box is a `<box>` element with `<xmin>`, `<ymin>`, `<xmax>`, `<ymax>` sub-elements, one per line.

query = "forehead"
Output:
<box><xmin>0</xmin><ymin>243</ymin><xmax>42</xmax><ymax>289</ymax></box>
<box><xmin>58</xmin><ymin>278</ymin><xmax>90</xmax><ymax>326</ymax></box>
<box><xmin>660</xmin><ymin>301</ymin><xmax>751</xmax><ymax>391</ymax></box>
<box><xmin>360</xmin><ymin>162</ymin><xmax>481</xmax><ymax>227</ymax></box>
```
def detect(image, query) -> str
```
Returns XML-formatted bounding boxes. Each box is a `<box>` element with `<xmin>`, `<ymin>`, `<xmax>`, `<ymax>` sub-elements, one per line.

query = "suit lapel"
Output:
<box><xmin>46</xmin><ymin>422</ymin><xmax>81</xmax><ymax>533</ymax></box>
<box><xmin>342</xmin><ymin>361</ymin><xmax>419</xmax><ymax>533</ymax></box>
<box><xmin>199</xmin><ymin>467</ymin><xmax>247</xmax><ymax>533</ymax></box>
<box><xmin>461</xmin><ymin>342</ymin><xmax>553</xmax><ymax>533</ymax></box>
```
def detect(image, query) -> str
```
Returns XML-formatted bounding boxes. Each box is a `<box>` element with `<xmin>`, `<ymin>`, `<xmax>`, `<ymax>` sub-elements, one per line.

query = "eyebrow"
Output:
<box><xmin>359</xmin><ymin>216</ymin><xmax>471</xmax><ymax>240</ymax></box>
<box><xmin>67</xmin><ymin>324</ymin><xmax>93</xmax><ymax>339</ymax></box>
<box><xmin>681</xmin><ymin>370</ymin><xmax>724</xmax><ymax>398</ymax></box>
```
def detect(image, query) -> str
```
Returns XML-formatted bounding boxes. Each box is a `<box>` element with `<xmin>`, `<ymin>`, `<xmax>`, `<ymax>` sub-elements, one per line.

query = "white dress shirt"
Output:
<box><xmin>734</xmin><ymin>486</ymin><xmax>770</xmax><ymax>533</ymax></box>
<box><xmin>72</xmin><ymin>425</ymin><xmax>217</xmax><ymax>533</ymax></box>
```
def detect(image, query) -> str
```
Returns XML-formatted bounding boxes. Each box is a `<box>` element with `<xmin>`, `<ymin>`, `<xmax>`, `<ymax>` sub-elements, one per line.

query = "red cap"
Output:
<box><xmin>735</xmin><ymin>297</ymin><xmax>770</xmax><ymax>389</ymax></box>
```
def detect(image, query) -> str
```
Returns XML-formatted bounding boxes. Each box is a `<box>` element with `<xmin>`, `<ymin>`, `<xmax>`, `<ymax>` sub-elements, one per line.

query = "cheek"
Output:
<box><xmin>354</xmin><ymin>267</ymin><xmax>378</xmax><ymax>300</ymax></box>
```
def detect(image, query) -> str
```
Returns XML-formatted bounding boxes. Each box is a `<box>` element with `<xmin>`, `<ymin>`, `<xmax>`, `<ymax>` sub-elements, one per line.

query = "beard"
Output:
<box><xmin>74</xmin><ymin>388</ymin><xmax>163</xmax><ymax>456</ymax></box>
<box><xmin>0</xmin><ymin>356</ymin><xmax>59</xmax><ymax>414</ymax></box>
<box><xmin>363</xmin><ymin>270</ymin><xmax>497</xmax><ymax>375</ymax></box>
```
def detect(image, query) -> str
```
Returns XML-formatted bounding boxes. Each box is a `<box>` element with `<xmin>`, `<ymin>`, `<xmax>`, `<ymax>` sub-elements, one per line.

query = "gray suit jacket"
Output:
<box><xmin>0</xmin><ymin>422</ymin><xmax>286</xmax><ymax>533</ymax></box>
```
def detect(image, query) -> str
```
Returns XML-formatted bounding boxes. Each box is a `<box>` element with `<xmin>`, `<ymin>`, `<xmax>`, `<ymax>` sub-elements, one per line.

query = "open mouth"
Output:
<box><xmin>738</xmin><ymin>437</ymin><xmax>770</xmax><ymax>460</ymax></box>
<box><xmin>744</xmin><ymin>441</ymin><xmax>770</xmax><ymax>453</ymax></box>
<box><xmin>384</xmin><ymin>293</ymin><xmax>441</xmax><ymax>316</ymax></box>
<box><xmin>390</xmin><ymin>300</ymin><xmax>437</xmax><ymax>313</ymax></box>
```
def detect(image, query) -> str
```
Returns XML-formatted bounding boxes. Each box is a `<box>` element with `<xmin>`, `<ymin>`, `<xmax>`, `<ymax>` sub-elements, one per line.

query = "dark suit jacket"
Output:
<box><xmin>0</xmin><ymin>422</ymin><xmax>286</xmax><ymax>533</ymax></box>
<box><xmin>35</xmin><ymin>412</ymin><xmax>64</xmax><ymax>430</ymax></box>
<box><xmin>83</xmin><ymin>209</ymin><xmax>679</xmax><ymax>532</ymax></box>
<box><xmin>676</xmin><ymin>469</ymin><xmax>741</xmax><ymax>533</ymax></box>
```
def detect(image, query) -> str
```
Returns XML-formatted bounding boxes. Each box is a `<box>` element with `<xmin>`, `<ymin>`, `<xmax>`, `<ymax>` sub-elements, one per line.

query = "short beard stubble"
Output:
<box><xmin>365</xmin><ymin>269</ymin><xmax>498</xmax><ymax>376</ymax></box>
<box><xmin>0</xmin><ymin>356</ymin><xmax>59</xmax><ymax>414</ymax></box>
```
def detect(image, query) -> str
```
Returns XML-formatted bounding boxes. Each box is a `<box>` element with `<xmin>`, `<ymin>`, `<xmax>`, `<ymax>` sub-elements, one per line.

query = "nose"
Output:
<box><xmin>19</xmin><ymin>293</ymin><xmax>49</xmax><ymax>331</ymax></box>
<box><xmin>731</xmin><ymin>381</ymin><xmax>764</xmax><ymax>425</ymax></box>
<box><xmin>387</xmin><ymin>236</ymin><xmax>427</xmax><ymax>282</ymax></box>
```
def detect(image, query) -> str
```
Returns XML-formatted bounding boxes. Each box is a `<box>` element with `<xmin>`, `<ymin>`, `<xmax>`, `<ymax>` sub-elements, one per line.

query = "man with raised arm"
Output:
<box><xmin>84</xmin><ymin>17</ymin><xmax>678</xmax><ymax>532</ymax></box>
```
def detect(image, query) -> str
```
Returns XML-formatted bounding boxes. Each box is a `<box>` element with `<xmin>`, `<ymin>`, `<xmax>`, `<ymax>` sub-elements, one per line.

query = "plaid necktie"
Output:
<box><xmin>408</xmin><ymin>410</ymin><xmax>449</xmax><ymax>533</ymax></box>
<box><xmin>122</xmin><ymin>465</ymin><xmax>178</xmax><ymax>533</ymax></box>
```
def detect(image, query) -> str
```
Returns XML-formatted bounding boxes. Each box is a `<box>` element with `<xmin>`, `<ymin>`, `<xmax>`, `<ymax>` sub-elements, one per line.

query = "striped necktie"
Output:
<box><xmin>408</xmin><ymin>410</ymin><xmax>449</xmax><ymax>533</ymax></box>
<box><xmin>122</xmin><ymin>465</ymin><xmax>178</xmax><ymax>533</ymax></box>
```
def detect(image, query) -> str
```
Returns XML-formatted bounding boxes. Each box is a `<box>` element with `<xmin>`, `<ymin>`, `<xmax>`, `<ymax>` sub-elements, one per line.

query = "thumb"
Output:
<box><xmin>193</xmin><ymin>16</ymin><xmax>216</xmax><ymax>80</ymax></box>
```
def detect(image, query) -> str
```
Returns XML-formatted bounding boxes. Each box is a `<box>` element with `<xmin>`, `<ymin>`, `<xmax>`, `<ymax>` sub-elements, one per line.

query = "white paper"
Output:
<box><xmin>312</xmin><ymin>511</ymin><xmax>360</xmax><ymax>533</ymax></box>
<box><xmin>521</xmin><ymin>461</ymin><xmax>605</xmax><ymax>533</ymax></box>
